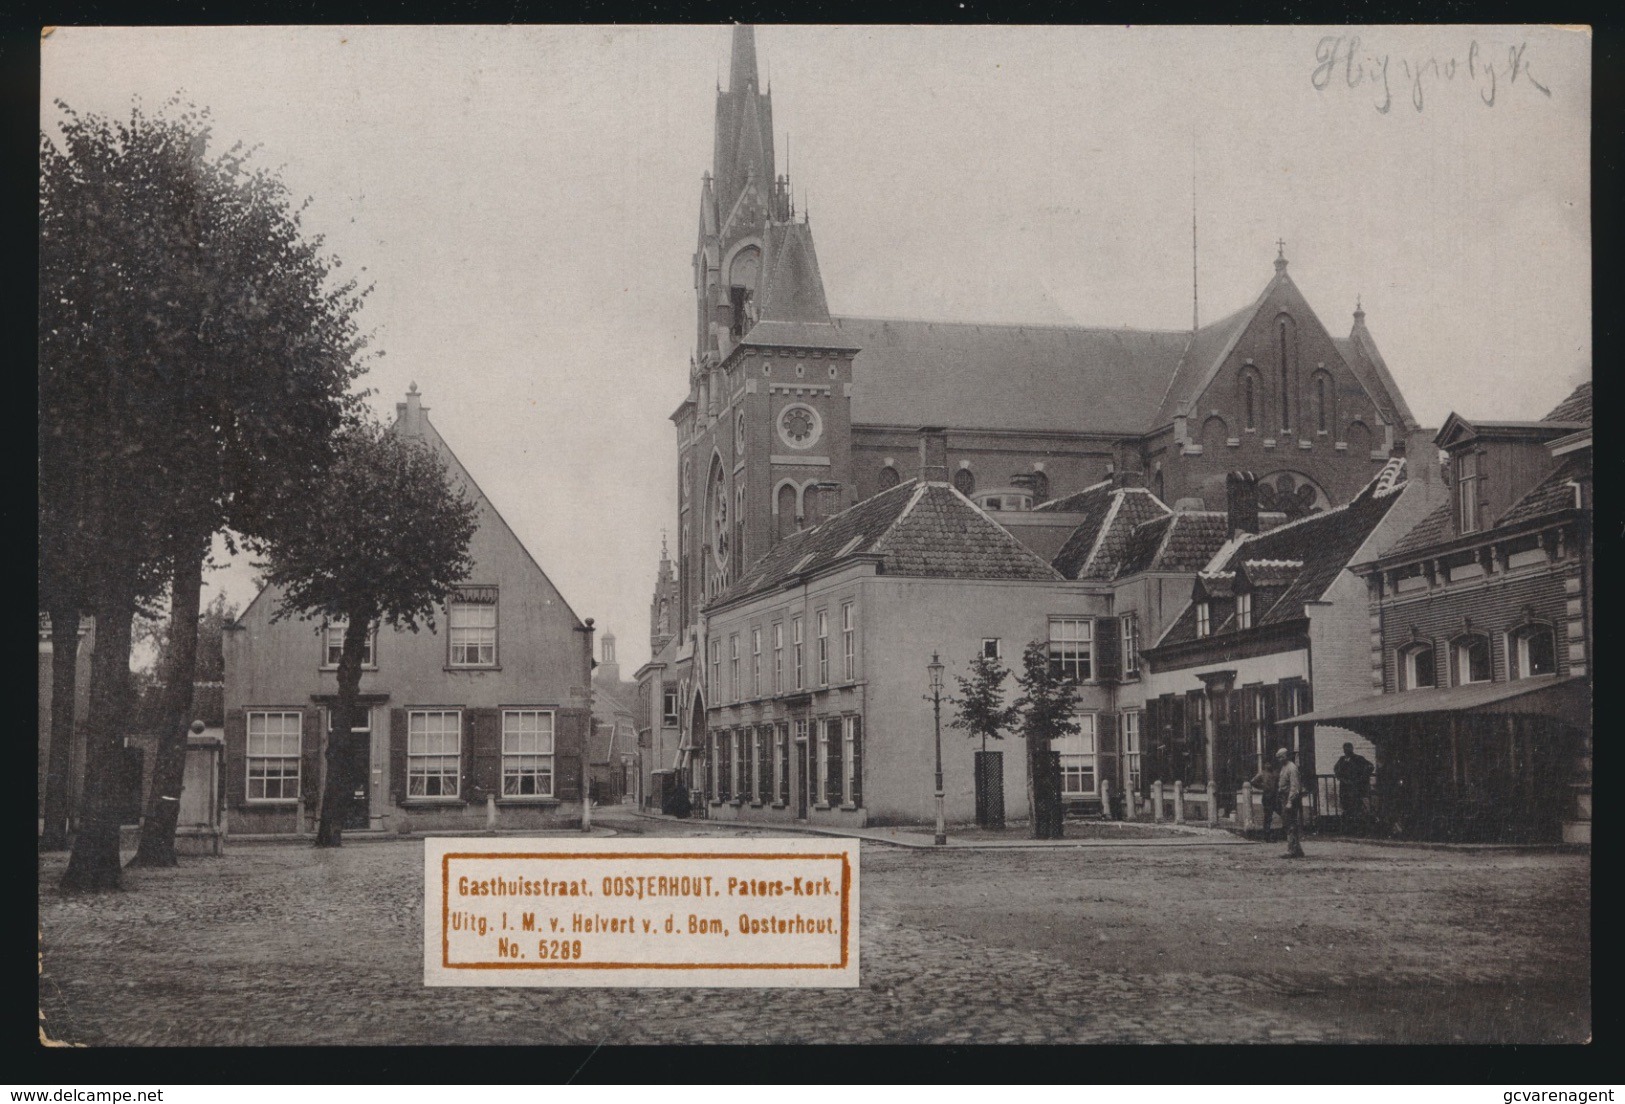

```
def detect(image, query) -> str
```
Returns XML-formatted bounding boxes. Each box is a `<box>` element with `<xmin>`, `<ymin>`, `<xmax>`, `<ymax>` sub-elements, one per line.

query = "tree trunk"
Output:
<box><xmin>128</xmin><ymin>538</ymin><xmax>206</xmax><ymax>868</ymax></box>
<box><xmin>316</xmin><ymin>614</ymin><xmax>370</xmax><ymax>848</ymax></box>
<box><xmin>1026</xmin><ymin>738</ymin><xmax>1040</xmax><ymax>839</ymax></box>
<box><xmin>60</xmin><ymin>577</ymin><xmax>138</xmax><ymax>893</ymax></box>
<box><xmin>40</xmin><ymin>599</ymin><xmax>82</xmax><ymax>851</ymax></box>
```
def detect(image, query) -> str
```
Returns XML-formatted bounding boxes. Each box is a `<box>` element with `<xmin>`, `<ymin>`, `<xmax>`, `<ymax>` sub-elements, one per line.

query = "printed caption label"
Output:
<box><xmin>423</xmin><ymin>837</ymin><xmax>859</xmax><ymax>987</ymax></box>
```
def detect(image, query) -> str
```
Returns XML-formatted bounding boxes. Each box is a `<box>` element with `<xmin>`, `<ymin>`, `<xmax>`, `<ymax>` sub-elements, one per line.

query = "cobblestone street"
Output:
<box><xmin>37</xmin><ymin>814</ymin><xmax>1590</xmax><ymax>1046</ymax></box>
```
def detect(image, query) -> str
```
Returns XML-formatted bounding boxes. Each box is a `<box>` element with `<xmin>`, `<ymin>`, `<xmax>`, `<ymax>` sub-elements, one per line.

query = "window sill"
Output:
<box><xmin>244</xmin><ymin>799</ymin><xmax>301</xmax><ymax>807</ymax></box>
<box><xmin>444</xmin><ymin>665</ymin><xmax>501</xmax><ymax>673</ymax></box>
<box><xmin>402</xmin><ymin>798</ymin><xmax>468</xmax><ymax>806</ymax></box>
<box><xmin>497</xmin><ymin>797</ymin><xmax>560</xmax><ymax>806</ymax></box>
<box><xmin>771</xmin><ymin>802</ymin><xmax>787</xmax><ymax>809</ymax></box>
<box><xmin>839</xmin><ymin>803</ymin><xmax>859</xmax><ymax>812</ymax></box>
<box><xmin>729</xmin><ymin>799</ymin><xmax>744</xmax><ymax>807</ymax></box>
<box><xmin>814</xmin><ymin>803</ymin><xmax>832</xmax><ymax>811</ymax></box>
<box><xmin>319</xmin><ymin>665</ymin><xmax>379</xmax><ymax>673</ymax></box>
<box><xmin>749</xmin><ymin>801</ymin><xmax>765</xmax><ymax>809</ymax></box>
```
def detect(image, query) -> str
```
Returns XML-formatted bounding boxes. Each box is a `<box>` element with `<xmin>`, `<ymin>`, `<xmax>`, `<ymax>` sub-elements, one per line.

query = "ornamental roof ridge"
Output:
<box><xmin>1241</xmin><ymin>558</ymin><xmax>1305</xmax><ymax>569</ymax></box>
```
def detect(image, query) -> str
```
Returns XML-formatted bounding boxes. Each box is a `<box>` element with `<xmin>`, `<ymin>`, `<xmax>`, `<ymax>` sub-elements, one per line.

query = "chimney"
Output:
<box><xmin>1225</xmin><ymin>471</ymin><xmax>1260</xmax><ymax>538</ymax></box>
<box><xmin>396</xmin><ymin>383</ymin><xmax>427</xmax><ymax>436</ymax></box>
<box><xmin>918</xmin><ymin>427</ymin><xmax>949</xmax><ymax>483</ymax></box>
<box><xmin>1115</xmin><ymin>469</ymin><xmax>1146</xmax><ymax>490</ymax></box>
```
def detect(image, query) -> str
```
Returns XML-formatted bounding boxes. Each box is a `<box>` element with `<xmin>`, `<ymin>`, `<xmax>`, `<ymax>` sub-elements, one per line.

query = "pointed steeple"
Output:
<box><xmin>729</xmin><ymin>24</ymin><xmax>759</xmax><ymax>93</ymax></box>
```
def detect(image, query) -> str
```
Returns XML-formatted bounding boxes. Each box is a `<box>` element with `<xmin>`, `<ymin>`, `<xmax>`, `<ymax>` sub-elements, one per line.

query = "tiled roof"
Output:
<box><xmin>835</xmin><ymin>316</ymin><xmax>1193</xmax><ymax>434</ymax></box>
<box><xmin>1033</xmin><ymin>480</ymin><xmax>1112</xmax><ymax>513</ymax></box>
<box><xmin>1495</xmin><ymin>454</ymin><xmax>1589</xmax><ymax>528</ymax></box>
<box><xmin>1157</xmin><ymin>460</ymin><xmax>1409</xmax><ymax>647</ymax></box>
<box><xmin>1052</xmin><ymin>486</ymin><xmax>1172</xmax><ymax>580</ymax></box>
<box><xmin>1151</xmin><ymin>302</ymin><xmax>1255</xmax><ymax>426</ymax></box>
<box><xmin>1382</xmin><ymin>501</ymin><xmax>1454</xmax><ymax>559</ymax></box>
<box><xmin>1541</xmin><ymin>380</ymin><xmax>1591</xmax><ymax>425</ymax></box>
<box><xmin>1115</xmin><ymin>509</ymin><xmax>1291</xmax><ymax>578</ymax></box>
<box><xmin>710</xmin><ymin>478</ymin><xmax>1060</xmax><ymax>608</ymax></box>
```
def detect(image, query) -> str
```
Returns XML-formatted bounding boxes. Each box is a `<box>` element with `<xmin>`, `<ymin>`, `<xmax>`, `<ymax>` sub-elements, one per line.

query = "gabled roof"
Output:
<box><xmin>1542</xmin><ymin>380</ymin><xmax>1592</xmax><ymax>425</ymax></box>
<box><xmin>1339</xmin><ymin>312</ymin><xmax>1418</xmax><ymax>430</ymax></box>
<box><xmin>1151</xmin><ymin>300</ymin><xmax>1258</xmax><ymax>427</ymax></box>
<box><xmin>1033</xmin><ymin>479</ymin><xmax>1113</xmax><ymax>513</ymax></box>
<box><xmin>756</xmin><ymin>221</ymin><xmax>832</xmax><ymax>325</ymax></box>
<box><xmin>1051</xmin><ymin>485</ymin><xmax>1172</xmax><ymax>580</ymax></box>
<box><xmin>1113</xmin><ymin>509</ymin><xmax>1288</xmax><ymax>578</ymax></box>
<box><xmin>834</xmin><ymin>316</ymin><xmax>1193</xmax><ymax>434</ymax></box>
<box><xmin>1494</xmin><ymin>454</ymin><xmax>1589</xmax><ymax>528</ymax></box>
<box><xmin>1155</xmin><ymin>460</ymin><xmax>1409</xmax><ymax>648</ymax></box>
<box><xmin>710</xmin><ymin>478</ymin><xmax>1061</xmax><ymax>608</ymax></box>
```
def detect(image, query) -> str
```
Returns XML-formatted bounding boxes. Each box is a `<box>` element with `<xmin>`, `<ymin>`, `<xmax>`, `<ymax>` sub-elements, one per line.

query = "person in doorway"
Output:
<box><xmin>1277</xmin><ymin>747</ymin><xmax>1305</xmax><ymax>858</ymax></box>
<box><xmin>1249</xmin><ymin>756</ymin><xmax>1281</xmax><ymax>841</ymax></box>
<box><xmin>1333</xmin><ymin>742</ymin><xmax>1375</xmax><ymax>831</ymax></box>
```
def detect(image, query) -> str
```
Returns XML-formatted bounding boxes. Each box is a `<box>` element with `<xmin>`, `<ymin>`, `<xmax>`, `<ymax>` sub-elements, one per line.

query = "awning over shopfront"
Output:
<box><xmin>1282</xmin><ymin>675</ymin><xmax>1590</xmax><ymax>729</ymax></box>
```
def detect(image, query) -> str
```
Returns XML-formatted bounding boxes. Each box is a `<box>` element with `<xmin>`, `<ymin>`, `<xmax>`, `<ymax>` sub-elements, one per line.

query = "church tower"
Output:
<box><xmin>672</xmin><ymin>25</ymin><xmax>860</xmax><ymax>637</ymax></box>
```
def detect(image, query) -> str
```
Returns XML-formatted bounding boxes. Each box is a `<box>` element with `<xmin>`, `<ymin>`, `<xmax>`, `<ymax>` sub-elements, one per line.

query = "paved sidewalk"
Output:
<box><xmin>617</xmin><ymin>807</ymin><xmax>1246</xmax><ymax>849</ymax></box>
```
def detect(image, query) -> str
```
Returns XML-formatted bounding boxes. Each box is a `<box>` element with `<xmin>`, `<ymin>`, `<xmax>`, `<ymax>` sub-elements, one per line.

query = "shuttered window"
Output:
<box><xmin>776</xmin><ymin>724</ymin><xmax>790</xmax><ymax>804</ymax></box>
<box><xmin>246</xmin><ymin>711</ymin><xmax>302</xmax><ymax>802</ymax></box>
<box><xmin>1056</xmin><ymin>713</ymin><xmax>1098</xmax><ymax>795</ymax></box>
<box><xmin>824</xmin><ymin>718</ymin><xmax>843</xmax><ymax>806</ymax></box>
<box><xmin>501</xmin><ymin>710</ymin><xmax>554</xmax><ymax>798</ymax></box>
<box><xmin>1047</xmin><ymin>618</ymin><xmax>1093</xmax><ymax>681</ymax></box>
<box><xmin>843</xmin><ymin>715</ymin><xmax>863</xmax><ymax>807</ymax></box>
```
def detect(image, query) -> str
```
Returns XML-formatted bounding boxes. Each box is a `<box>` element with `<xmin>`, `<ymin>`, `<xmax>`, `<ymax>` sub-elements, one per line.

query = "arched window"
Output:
<box><xmin>1452</xmin><ymin>634</ymin><xmax>1492</xmax><ymax>686</ymax></box>
<box><xmin>1510</xmin><ymin>624</ymin><xmax>1556</xmax><ymax>678</ymax></box>
<box><xmin>1030</xmin><ymin>470</ymin><xmax>1050</xmax><ymax>504</ymax></box>
<box><xmin>953</xmin><ymin>468</ymin><xmax>976</xmax><ymax>496</ymax></box>
<box><xmin>776</xmin><ymin>483</ymin><xmax>798</xmax><ymax>539</ymax></box>
<box><xmin>1243</xmin><ymin>375</ymin><xmax>1257</xmax><ymax>430</ymax></box>
<box><xmin>1315</xmin><ymin>375</ymin><xmax>1329</xmax><ymax>433</ymax></box>
<box><xmin>877</xmin><ymin>466</ymin><xmax>900</xmax><ymax>491</ymax></box>
<box><xmin>1277</xmin><ymin>315</ymin><xmax>1297</xmax><ymax>431</ymax></box>
<box><xmin>1399</xmin><ymin>642</ymin><xmax>1436</xmax><ymax>690</ymax></box>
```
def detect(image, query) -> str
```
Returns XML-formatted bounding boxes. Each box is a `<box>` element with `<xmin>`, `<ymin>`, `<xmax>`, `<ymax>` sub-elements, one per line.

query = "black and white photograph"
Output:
<box><xmin>36</xmin><ymin>23</ymin><xmax>1591</xmax><ymax>1053</ymax></box>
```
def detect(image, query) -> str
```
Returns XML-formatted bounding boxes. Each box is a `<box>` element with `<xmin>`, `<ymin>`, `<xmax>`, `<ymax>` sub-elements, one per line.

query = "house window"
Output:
<box><xmin>407</xmin><ymin>710</ymin><xmax>461</xmax><ymax>798</ymax></box>
<box><xmin>708</xmin><ymin>732</ymin><xmax>719</xmax><ymax>799</ymax></box>
<box><xmin>1457</xmin><ymin>451</ymin><xmax>1481</xmax><ymax>534</ymax></box>
<box><xmin>1196</xmin><ymin>602</ymin><xmax>1211</xmax><ymax>639</ymax></box>
<box><xmin>1243</xmin><ymin>375</ymin><xmax>1257</xmax><ymax>431</ymax></box>
<box><xmin>662</xmin><ymin>689</ymin><xmax>679</xmax><ymax>725</ymax></box>
<box><xmin>772</xmin><ymin>623</ymin><xmax>784</xmax><ymax>694</ymax></box>
<box><xmin>1031</xmin><ymin>471</ymin><xmax>1050</xmax><ymax>505</ymax></box>
<box><xmin>747</xmin><ymin>727</ymin><xmax>759</xmax><ymax>802</ymax></box>
<box><xmin>792</xmin><ymin>617</ymin><xmax>804</xmax><ymax>689</ymax></box>
<box><xmin>817</xmin><ymin>610</ymin><xmax>830</xmax><ymax>685</ymax></box>
<box><xmin>982</xmin><ymin>638</ymin><xmax>1002</xmax><ymax>660</ymax></box>
<box><xmin>776</xmin><ymin>724</ymin><xmax>790</xmax><ymax>804</ymax></box>
<box><xmin>1512</xmin><ymin>625</ymin><xmax>1556</xmax><ymax>678</ymax></box>
<box><xmin>751</xmin><ymin>629</ymin><xmax>762</xmax><ymax>697</ymax></box>
<box><xmin>709</xmin><ymin>638</ymin><xmax>721</xmax><ymax>695</ymax></box>
<box><xmin>448</xmin><ymin>588</ymin><xmax>498</xmax><ymax>667</ymax></box>
<box><xmin>1121</xmin><ymin>616</ymin><xmax>1141</xmax><ymax>679</ymax></box>
<box><xmin>321</xmin><ymin>618</ymin><xmax>375</xmax><ymax>668</ymax></box>
<box><xmin>1453</xmin><ymin>634</ymin><xmax>1492</xmax><ymax>685</ymax></box>
<box><xmin>246</xmin><ymin>711</ymin><xmax>302</xmax><ymax>802</ymax></box>
<box><xmin>729</xmin><ymin>634</ymin><xmax>740</xmax><ymax>702</ymax></box>
<box><xmin>878</xmin><ymin>465</ymin><xmax>900</xmax><ymax>490</ymax></box>
<box><xmin>730</xmin><ymin>728</ymin><xmax>742</xmax><ymax>798</ymax></box>
<box><xmin>1278</xmin><ymin>319</ymin><xmax>1292</xmax><ymax>431</ymax></box>
<box><xmin>1315</xmin><ymin>375</ymin><xmax>1329</xmax><ymax>433</ymax></box>
<box><xmin>1236</xmin><ymin>592</ymin><xmax>1253</xmax><ymax>630</ymax></box>
<box><xmin>842</xmin><ymin>714</ymin><xmax>862</xmax><ymax>807</ymax></box>
<box><xmin>953</xmin><ymin>468</ymin><xmax>975</xmax><ymax>496</ymax></box>
<box><xmin>815</xmin><ymin>720</ymin><xmax>830</xmax><ymax>805</ymax></box>
<box><xmin>1121</xmin><ymin>710</ymin><xmax>1142</xmax><ymax>795</ymax></box>
<box><xmin>501</xmin><ymin>710</ymin><xmax>554</xmax><ymax>798</ymax></box>
<box><xmin>1400</xmin><ymin>644</ymin><xmax>1436</xmax><ymax>690</ymax></box>
<box><xmin>842</xmin><ymin>602</ymin><xmax>856</xmax><ymax>681</ymax></box>
<box><xmin>757</xmin><ymin>726</ymin><xmax>773</xmax><ymax>803</ymax></box>
<box><xmin>1056</xmin><ymin>714</ymin><xmax>1098</xmax><ymax>796</ymax></box>
<box><xmin>716</xmin><ymin>731</ymin><xmax>732</xmax><ymax>801</ymax></box>
<box><xmin>1047</xmin><ymin>618</ymin><xmax>1093</xmax><ymax>682</ymax></box>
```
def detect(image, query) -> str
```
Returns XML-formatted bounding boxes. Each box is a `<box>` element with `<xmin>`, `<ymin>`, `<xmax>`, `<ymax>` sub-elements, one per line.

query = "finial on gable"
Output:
<box><xmin>1274</xmin><ymin>239</ymin><xmax>1288</xmax><ymax>274</ymax></box>
<box><xmin>1354</xmin><ymin>295</ymin><xmax>1366</xmax><ymax>325</ymax></box>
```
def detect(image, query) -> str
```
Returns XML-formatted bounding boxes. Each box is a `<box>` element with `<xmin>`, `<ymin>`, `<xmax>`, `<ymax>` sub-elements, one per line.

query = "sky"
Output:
<box><xmin>41</xmin><ymin>24</ymin><xmax>1591</xmax><ymax>672</ymax></box>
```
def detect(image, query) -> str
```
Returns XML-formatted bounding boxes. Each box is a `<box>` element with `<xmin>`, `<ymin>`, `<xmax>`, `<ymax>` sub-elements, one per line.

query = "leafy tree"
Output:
<box><xmin>40</xmin><ymin>96</ymin><xmax>369</xmax><ymax>883</ymax></box>
<box><xmin>257</xmin><ymin>421</ymin><xmax>478</xmax><ymax>847</ymax></box>
<box><xmin>948</xmin><ymin>653</ymin><xmax>1017</xmax><ymax>754</ymax></box>
<box><xmin>1012</xmin><ymin>639</ymin><xmax>1081</xmax><ymax>840</ymax></box>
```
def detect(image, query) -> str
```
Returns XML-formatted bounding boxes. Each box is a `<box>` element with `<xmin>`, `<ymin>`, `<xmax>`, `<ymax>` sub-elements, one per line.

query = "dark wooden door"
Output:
<box><xmin>329</xmin><ymin>709</ymin><xmax>372</xmax><ymax>831</ymax></box>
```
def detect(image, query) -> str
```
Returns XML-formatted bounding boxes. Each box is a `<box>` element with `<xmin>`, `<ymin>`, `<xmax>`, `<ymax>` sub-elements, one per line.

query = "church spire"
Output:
<box><xmin>729</xmin><ymin>24</ymin><xmax>759</xmax><ymax>93</ymax></box>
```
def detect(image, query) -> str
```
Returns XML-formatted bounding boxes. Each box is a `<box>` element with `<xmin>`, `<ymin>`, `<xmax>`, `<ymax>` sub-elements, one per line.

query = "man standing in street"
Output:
<box><xmin>1249</xmin><ymin>756</ymin><xmax>1281</xmax><ymax>842</ymax></box>
<box><xmin>1277</xmin><ymin>747</ymin><xmax>1305</xmax><ymax>858</ymax></box>
<box><xmin>1333</xmin><ymin>741</ymin><xmax>1375</xmax><ymax>831</ymax></box>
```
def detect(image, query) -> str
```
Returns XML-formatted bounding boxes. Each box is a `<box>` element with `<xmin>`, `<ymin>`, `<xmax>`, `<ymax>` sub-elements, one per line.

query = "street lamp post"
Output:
<box><xmin>928</xmin><ymin>652</ymin><xmax>947</xmax><ymax>846</ymax></box>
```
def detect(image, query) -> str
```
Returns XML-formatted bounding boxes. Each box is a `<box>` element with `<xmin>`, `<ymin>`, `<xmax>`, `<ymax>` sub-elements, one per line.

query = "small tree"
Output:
<box><xmin>257</xmin><ymin>421</ymin><xmax>477</xmax><ymax>847</ymax></box>
<box><xmin>1012</xmin><ymin>639</ymin><xmax>1081</xmax><ymax>840</ymax></box>
<box><xmin>949</xmin><ymin>653</ymin><xmax>1017</xmax><ymax>754</ymax></box>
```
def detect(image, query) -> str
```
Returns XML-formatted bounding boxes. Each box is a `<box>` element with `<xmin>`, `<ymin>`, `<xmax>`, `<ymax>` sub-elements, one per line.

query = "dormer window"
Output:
<box><xmin>974</xmin><ymin>490</ymin><xmax>1033</xmax><ymax>512</ymax></box>
<box><xmin>1196</xmin><ymin>602</ymin><xmax>1211</xmax><ymax>639</ymax></box>
<box><xmin>1235</xmin><ymin>592</ymin><xmax>1253</xmax><ymax>630</ymax></box>
<box><xmin>1457</xmin><ymin>451</ymin><xmax>1481</xmax><ymax>534</ymax></box>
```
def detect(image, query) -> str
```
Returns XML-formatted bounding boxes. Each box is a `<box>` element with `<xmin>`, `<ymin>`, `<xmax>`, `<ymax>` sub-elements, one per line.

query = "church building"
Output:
<box><xmin>641</xmin><ymin>26</ymin><xmax>1425</xmax><ymax>824</ymax></box>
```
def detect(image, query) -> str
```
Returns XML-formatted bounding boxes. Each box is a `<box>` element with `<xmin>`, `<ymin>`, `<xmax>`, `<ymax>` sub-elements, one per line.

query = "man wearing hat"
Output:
<box><xmin>1276</xmin><ymin>747</ymin><xmax>1305</xmax><ymax>858</ymax></box>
